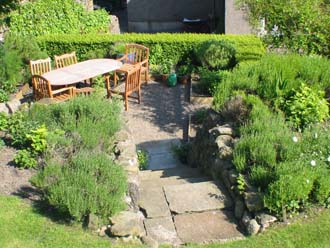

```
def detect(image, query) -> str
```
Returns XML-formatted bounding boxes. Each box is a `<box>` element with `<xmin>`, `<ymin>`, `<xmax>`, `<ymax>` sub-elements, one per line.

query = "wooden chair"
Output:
<box><xmin>29</xmin><ymin>58</ymin><xmax>51</xmax><ymax>75</ymax></box>
<box><xmin>115</xmin><ymin>43</ymin><xmax>149</xmax><ymax>84</ymax></box>
<box><xmin>31</xmin><ymin>75</ymin><xmax>74</xmax><ymax>102</ymax></box>
<box><xmin>54</xmin><ymin>51</ymin><xmax>94</xmax><ymax>95</ymax></box>
<box><xmin>106</xmin><ymin>64</ymin><xmax>142</xmax><ymax>111</ymax></box>
<box><xmin>54</xmin><ymin>51</ymin><xmax>78</xmax><ymax>69</ymax></box>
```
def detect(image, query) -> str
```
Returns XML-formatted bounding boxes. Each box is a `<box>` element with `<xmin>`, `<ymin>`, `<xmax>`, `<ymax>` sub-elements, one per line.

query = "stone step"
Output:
<box><xmin>139</xmin><ymin>187</ymin><xmax>171</xmax><ymax>218</ymax></box>
<box><xmin>139</xmin><ymin>166</ymin><xmax>203</xmax><ymax>181</ymax></box>
<box><xmin>140</xmin><ymin>176</ymin><xmax>211</xmax><ymax>189</ymax></box>
<box><xmin>174</xmin><ymin>210</ymin><xmax>244</xmax><ymax>244</ymax></box>
<box><xmin>163</xmin><ymin>181</ymin><xmax>233</xmax><ymax>214</ymax></box>
<box><xmin>138</xmin><ymin>139</ymin><xmax>181</xmax><ymax>156</ymax></box>
<box><xmin>148</xmin><ymin>152</ymin><xmax>181</xmax><ymax>170</ymax></box>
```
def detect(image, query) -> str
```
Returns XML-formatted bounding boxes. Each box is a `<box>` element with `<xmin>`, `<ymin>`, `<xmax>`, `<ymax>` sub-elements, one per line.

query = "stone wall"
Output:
<box><xmin>75</xmin><ymin>0</ymin><xmax>94</xmax><ymax>11</ymax></box>
<box><xmin>188</xmin><ymin>110</ymin><xmax>277</xmax><ymax>235</ymax></box>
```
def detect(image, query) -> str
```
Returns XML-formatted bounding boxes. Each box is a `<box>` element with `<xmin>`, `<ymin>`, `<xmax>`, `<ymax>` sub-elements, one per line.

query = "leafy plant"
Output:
<box><xmin>9</xmin><ymin>0</ymin><xmax>110</xmax><ymax>36</ymax></box>
<box><xmin>14</xmin><ymin>149</ymin><xmax>37</xmax><ymax>169</ymax></box>
<box><xmin>32</xmin><ymin>151</ymin><xmax>127</xmax><ymax>221</ymax></box>
<box><xmin>176</xmin><ymin>64</ymin><xmax>193</xmax><ymax>76</ymax></box>
<box><xmin>26</xmin><ymin>125</ymin><xmax>48</xmax><ymax>154</ymax></box>
<box><xmin>195</xmin><ymin>40</ymin><xmax>236</xmax><ymax>70</ymax></box>
<box><xmin>172</xmin><ymin>143</ymin><xmax>190</xmax><ymax>164</ymax></box>
<box><xmin>137</xmin><ymin>149</ymin><xmax>148</xmax><ymax>170</ymax></box>
<box><xmin>0</xmin><ymin>112</ymin><xmax>8</xmax><ymax>131</ymax></box>
<box><xmin>282</xmin><ymin>84</ymin><xmax>329</xmax><ymax>130</ymax></box>
<box><xmin>236</xmin><ymin>174</ymin><xmax>246</xmax><ymax>195</ymax></box>
<box><xmin>0</xmin><ymin>89</ymin><xmax>9</xmax><ymax>103</ymax></box>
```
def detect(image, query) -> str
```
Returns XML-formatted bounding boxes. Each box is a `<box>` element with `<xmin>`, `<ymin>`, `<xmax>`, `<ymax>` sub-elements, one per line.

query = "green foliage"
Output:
<box><xmin>26</xmin><ymin>125</ymin><xmax>48</xmax><ymax>154</ymax></box>
<box><xmin>32</xmin><ymin>151</ymin><xmax>127</xmax><ymax>220</ymax></box>
<box><xmin>172</xmin><ymin>143</ymin><xmax>190</xmax><ymax>164</ymax></box>
<box><xmin>14</xmin><ymin>149</ymin><xmax>37</xmax><ymax>169</ymax></box>
<box><xmin>0</xmin><ymin>89</ymin><xmax>9</xmax><ymax>103</ymax></box>
<box><xmin>0</xmin><ymin>112</ymin><xmax>8</xmax><ymax>131</ymax></box>
<box><xmin>237</xmin><ymin>0</ymin><xmax>330</xmax><ymax>56</ymax></box>
<box><xmin>0</xmin><ymin>33</ymin><xmax>47</xmax><ymax>100</ymax></box>
<box><xmin>196</xmin><ymin>68</ymin><xmax>229</xmax><ymax>95</ymax></box>
<box><xmin>137</xmin><ymin>149</ymin><xmax>148</xmax><ymax>170</ymax></box>
<box><xmin>195</xmin><ymin>40</ymin><xmax>236</xmax><ymax>70</ymax></box>
<box><xmin>6</xmin><ymin>111</ymin><xmax>36</xmax><ymax>149</ymax></box>
<box><xmin>36</xmin><ymin>33</ymin><xmax>265</xmax><ymax>66</ymax></box>
<box><xmin>176</xmin><ymin>64</ymin><xmax>193</xmax><ymax>76</ymax></box>
<box><xmin>9</xmin><ymin>0</ymin><xmax>110</xmax><ymax>36</ymax></box>
<box><xmin>236</xmin><ymin>174</ymin><xmax>246</xmax><ymax>195</ymax></box>
<box><xmin>213</xmin><ymin>54</ymin><xmax>330</xmax><ymax>111</ymax></box>
<box><xmin>282</xmin><ymin>84</ymin><xmax>329</xmax><ymax>130</ymax></box>
<box><xmin>28</xmin><ymin>95</ymin><xmax>122</xmax><ymax>151</ymax></box>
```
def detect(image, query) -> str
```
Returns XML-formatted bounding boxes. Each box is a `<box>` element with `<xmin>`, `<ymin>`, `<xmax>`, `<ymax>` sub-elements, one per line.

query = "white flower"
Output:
<box><xmin>310</xmin><ymin>160</ymin><xmax>316</xmax><ymax>166</ymax></box>
<box><xmin>292</xmin><ymin>136</ymin><xmax>298</xmax><ymax>143</ymax></box>
<box><xmin>327</xmin><ymin>156</ymin><xmax>330</xmax><ymax>162</ymax></box>
<box><xmin>314</xmin><ymin>133</ymin><xmax>318</xmax><ymax>139</ymax></box>
<box><xmin>306</xmin><ymin>179</ymin><xmax>310</xmax><ymax>184</ymax></box>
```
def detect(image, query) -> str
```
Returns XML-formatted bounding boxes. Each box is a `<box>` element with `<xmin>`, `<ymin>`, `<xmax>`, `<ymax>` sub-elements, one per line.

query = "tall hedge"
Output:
<box><xmin>36</xmin><ymin>33</ymin><xmax>265</xmax><ymax>64</ymax></box>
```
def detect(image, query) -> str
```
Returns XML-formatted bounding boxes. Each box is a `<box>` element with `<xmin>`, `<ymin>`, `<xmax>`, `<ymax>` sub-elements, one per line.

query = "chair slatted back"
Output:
<box><xmin>54</xmin><ymin>51</ymin><xmax>78</xmax><ymax>69</ymax></box>
<box><xmin>125</xmin><ymin>44</ymin><xmax>149</xmax><ymax>64</ymax></box>
<box><xmin>30</xmin><ymin>58</ymin><xmax>51</xmax><ymax>75</ymax></box>
<box><xmin>125</xmin><ymin>64</ymin><xmax>142</xmax><ymax>95</ymax></box>
<box><xmin>31</xmin><ymin>75</ymin><xmax>52</xmax><ymax>100</ymax></box>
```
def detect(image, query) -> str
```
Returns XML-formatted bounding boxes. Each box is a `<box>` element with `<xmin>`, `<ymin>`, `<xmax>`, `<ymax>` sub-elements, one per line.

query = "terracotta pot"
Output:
<box><xmin>161</xmin><ymin>74</ymin><xmax>169</xmax><ymax>83</ymax></box>
<box><xmin>177</xmin><ymin>75</ymin><xmax>190</xmax><ymax>84</ymax></box>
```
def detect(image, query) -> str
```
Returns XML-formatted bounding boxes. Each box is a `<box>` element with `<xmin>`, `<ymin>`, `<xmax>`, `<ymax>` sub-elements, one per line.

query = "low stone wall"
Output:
<box><xmin>188</xmin><ymin>110</ymin><xmax>277</xmax><ymax>235</ymax></box>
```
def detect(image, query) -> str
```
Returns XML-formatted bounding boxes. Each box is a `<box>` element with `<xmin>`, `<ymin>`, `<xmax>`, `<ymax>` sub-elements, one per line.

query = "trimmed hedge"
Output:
<box><xmin>36</xmin><ymin>33</ymin><xmax>265</xmax><ymax>64</ymax></box>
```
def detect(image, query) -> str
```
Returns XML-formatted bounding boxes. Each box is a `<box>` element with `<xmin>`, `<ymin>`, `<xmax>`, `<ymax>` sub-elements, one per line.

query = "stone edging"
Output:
<box><xmin>188</xmin><ymin>110</ymin><xmax>277</xmax><ymax>236</ymax></box>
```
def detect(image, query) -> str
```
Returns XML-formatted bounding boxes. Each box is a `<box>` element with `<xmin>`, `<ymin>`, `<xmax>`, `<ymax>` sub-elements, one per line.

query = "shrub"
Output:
<box><xmin>237</xmin><ymin>0</ymin><xmax>330</xmax><ymax>56</ymax></box>
<box><xmin>0</xmin><ymin>112</ymin><xmax>8</xmax><ymax>131</ymax></box>
<box><xmin>213</xmin><ymin>54</ymin><xmax>330</xmax><ymax>111</ymax></box>
<box><xmin>9</xmin><ymin>0</ymin><xmax>110</xmax><ymax>36</ymax></box>
<box><xmin>137</xmin><ymin>149</ymin><xmax>148</xmax><ymax>170</ymax></box>
<box><xmin>195</xmin><ymin>68</ymin><xmax>229</xmax><ymax>96</ymax></box>
<box><xmin>36</xmin><ymin>33</ymin><xmax>265</xmax><ymax>65</ymax></box>
<box><xmin>14</xmin><ymin>149</ymin><xmax>37</xmax><ymax>169</ymax></box>
<box><xmin>195</xmin><ymin>40</ymin><xmax>236</xmax><ymax>70</ymax></box>
<box><xmin>282</xmin><ymin>84</ymin><xmax>329</xmax><ymax>130</ymax></box>
<box><xmin>32</xmin><ymin>151</ymin><xmax>127</xmax><ymax>220</ymax></box>
<box><xmin>28</xmin><ymin>95</ymin><xmax>122</xmax><ymax>150</ymax></box>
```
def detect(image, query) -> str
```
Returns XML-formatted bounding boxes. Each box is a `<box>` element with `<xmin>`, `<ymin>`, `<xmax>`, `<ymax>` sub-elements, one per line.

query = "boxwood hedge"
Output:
<box><xmin>36</xmin><ymin>33</ymin><xmax>265</xmax><ymax>64</ymax></box>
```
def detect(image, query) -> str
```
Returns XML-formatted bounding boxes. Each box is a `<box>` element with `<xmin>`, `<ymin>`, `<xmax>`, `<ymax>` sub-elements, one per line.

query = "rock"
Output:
<box><xmin>215</xmin><ymin>135</ymin><xmax>233</xmax><ymax>148</ymax></box>
<box><xmin>128</xmin><ymin>182</ymin><xmax>140</xmax><ymax>210</ymax></box>
<box><xmin>234</xmin><ymin>198</ymin><xmax>245</xmax><ymax>219</ymax></box>
<box><xmin>246</xmin><ymin>219</ymin><xmax>260</xmax><ymax>236</ymax></box>
<box><xmin>87</xmin><ymin>213</ymin><xmax>102</xmax><ymax>231</ymax></box>
<box><xmin>219</xmin><ymin>145</ymin><xmax>233</xmax><ymax>159</ymax></box>
<box><xmin>209</xmin><ymin>124</ymin><xmax>233</xmax><ymax>136</ymax></box>
<box><xmin>256</xmin><ymin>213</ymin><xmax>277</xmax><ymax>228</ymax></box>
<box><xmin>228</xmin><ymin>169</ymin><xmax>238</xmax><ymax>185</ymax></box>
<box><xmin>6</xmin><ymin>99</ymin><xmax>21</xmax><ymax>114</ymax></box>
<box><xmin>141</xmin><ymin>235</ymin><xmax>159</xmax><ymax>248</ymax></box>
<box><xmin>0</xmin><ymin>103</ymin><xmax>9</xmax><ymax>114</ymax></box>
<box><xmin>109</xmin><ymin>211</ymin><xmax>145</xmax><ymax>237</ymax></box>
<box><xmin>98</xmin><ymin>225</ymin><xmax>108</xmax><ymax>237</ymax></box>
<box><xmin>114</xmin><ymin>130</ymin><xmax>130</xmax><ymax>142</ymax></box>
<box><xmin>244</xmin><ymin>191</ymin><xmax>264</xmax><ymax>212</ymax></box>
<box><xmin>241</xmin><ymin>211</ymin><xmax>251</xmax><ymax>227</ymax></box>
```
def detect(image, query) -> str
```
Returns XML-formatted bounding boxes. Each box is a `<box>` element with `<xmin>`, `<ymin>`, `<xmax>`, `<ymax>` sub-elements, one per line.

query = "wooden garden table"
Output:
<box><xmin>42</xmin><ymin>59</ymin><xmax>122</xmax><ymax>86</ymax></box>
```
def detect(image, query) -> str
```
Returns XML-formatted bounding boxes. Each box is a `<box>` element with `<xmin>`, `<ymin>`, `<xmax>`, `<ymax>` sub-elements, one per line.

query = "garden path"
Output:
<box><xmin>123</xmin><ymin>81</ymin><xmax>244</xmax><ymax>245</ymax></box>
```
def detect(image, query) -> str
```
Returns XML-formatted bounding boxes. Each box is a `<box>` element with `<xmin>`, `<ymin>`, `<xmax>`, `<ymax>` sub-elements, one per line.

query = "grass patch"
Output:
<box><xmin>0</xmin><ymin>196</ymin><xmax>141</xmax><ymax>248</ymax></box>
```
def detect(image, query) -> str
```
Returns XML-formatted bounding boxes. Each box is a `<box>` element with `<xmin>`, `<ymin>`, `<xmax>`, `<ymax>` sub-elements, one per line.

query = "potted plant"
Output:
<box><xmin>176</xmin><ymin>64</ymin><xmax>192</xmax><ymax>84</ymax></box>
<box><xmin>158</xmin><ymin>60</ymin><xmax>173</xmax><ymax>83</ymax></box>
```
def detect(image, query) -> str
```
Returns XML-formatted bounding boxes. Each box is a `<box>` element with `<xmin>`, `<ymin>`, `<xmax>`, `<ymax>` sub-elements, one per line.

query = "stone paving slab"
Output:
<box><xmin>138</xmin><ymin>139</ymin><xmax>180</xmax><ymax>155</ymax></box>
<box><xmin>144</xmin><ymin>217</ymin><xmax>182</xmax><ymax>245</ymax></box>
<box><xmin>163</xmin><ymin>181</ymin><xmax>233</xmax><ymax>214</ymax></box>
<box><xmin>148</xmin><ymin>152</ymin><xmax>181</xmax><ymax>170</ymax></box>
<box><xmin>140</xmin><ymin>177</ymin><xmax>211</xmax><ymax>189</ymax></box>
<box><xmin>139</xmin><ymin>166</ymin><xmax>203</xmax><ymax>181</ymax></box>
<box><xmin>174</xmin><ymin>210</ymin><xmax>244</xmax><ymax>244</ymax></box>
<box><xmin>139</xmin><ymin>187</ymin><xmax>171</xmax><ymax>218</ymax></box>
